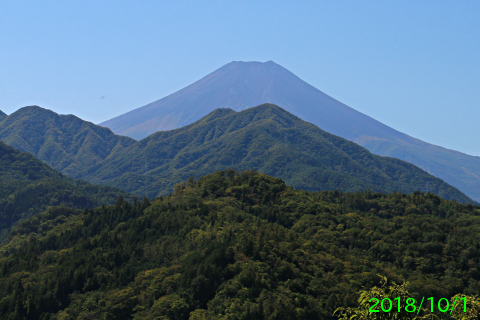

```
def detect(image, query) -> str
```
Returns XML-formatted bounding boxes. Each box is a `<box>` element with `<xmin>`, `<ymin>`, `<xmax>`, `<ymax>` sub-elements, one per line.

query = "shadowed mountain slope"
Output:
<box><xmin>100</xmin><ymin>61</ymin><xmax>480</xmax><ymax>202</ymax></box>
<box><xmin>0</xmin><ymin>141</ymin><xmax>131</xmax><ymax>239</ymax></box>
<box><xmin>0</xmin><ymin>106</ymin><xmax>135</xmax><ymax>177</ymax></box>
<box><xmin>88</xmin><ymin>104</ymin><xmax>472</xmax><ymax>203</ymax></box>
<box><xmin>0</xmin><ymin>110</ymin><xmax>6</xmax><ymax>122</ymax></box>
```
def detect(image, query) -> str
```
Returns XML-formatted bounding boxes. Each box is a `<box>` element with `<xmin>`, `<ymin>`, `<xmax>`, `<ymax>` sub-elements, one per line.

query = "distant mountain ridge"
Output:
<box><xmin>0</xmin><ymin>105</ymin><xmax>135</xmax><ymax>177</ymax></box>
<box><xmin>0</xmin><ymin>110</ymin><xmax>6</xmax><ymax>121</ymax></box>
<box><xmin>87</xmin><ymin>104</ymin><xmax>471</xmax><ymax>203</ymax></box>
<box><xmin>100</xmin><ymin>61</ymin><xmax>480</xmax><ymax>202</ymax></box>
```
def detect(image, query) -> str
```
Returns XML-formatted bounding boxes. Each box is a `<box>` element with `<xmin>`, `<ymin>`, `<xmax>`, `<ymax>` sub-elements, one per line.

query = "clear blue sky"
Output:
<box><xmin>1</xmin><ymin>1</ymin><xmax>479</xmax><ymax>155</ymax></box>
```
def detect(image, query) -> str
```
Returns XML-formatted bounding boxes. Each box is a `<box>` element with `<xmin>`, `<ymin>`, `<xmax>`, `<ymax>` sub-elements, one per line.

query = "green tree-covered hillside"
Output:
<box><xmin>0</xmin><ymin>170</ymin><xmax>479</xmax><ymax>319</ymax></box>
<box><xmin>0</xmin><ymin>141</ymin><xmax>131</xmax><ymax>239</ymax></box>
<box><xmin>0</xmin><ymin>104</ymin><xmax>473</xmax><ymax>203</ymax></box>
<box><xmin>0</xmin><ymin>105</ymin><xmax>135</xmax><ymax>177</ymax></box>
<box><xmin>84</xmin><ymin>104</ymin><xmax>472</xmax><ymax>203</ymax></box>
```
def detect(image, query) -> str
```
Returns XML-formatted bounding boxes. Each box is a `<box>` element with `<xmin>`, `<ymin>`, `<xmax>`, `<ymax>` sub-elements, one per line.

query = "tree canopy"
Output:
<box><xmin>0</xmin><ymin>170</ymin><xmax>478</xmax><ymax>319</ymax></box>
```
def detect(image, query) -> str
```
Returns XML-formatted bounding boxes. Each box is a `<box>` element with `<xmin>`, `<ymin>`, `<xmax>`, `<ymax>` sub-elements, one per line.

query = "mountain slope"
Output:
<box><xmin>0</xmin><ymin>110</ymin><xmax>6</xmax><ymax>122</ymax></box>
<box><xmin>0</xmin><ymin>105</ymin><xmax>135</xmax><ymax>177</ymax></box>
<box><xmin>0</xmin><ymin>170</ymin><xmax>478</xmax><ymax>319</ymax></box>
<box><xmin>0</xmin><ymin>141</ymin><xmax>131</xmax><ymax>239</ymax></box>
<box><xmin>88</xmin><ymin>104</ymin><xmax>472</xmax><ymax>203</ymax></box>
<box><xmin>100</xmin><ymin>61</ymin><xmax>480</xmax><ymax>202</ymax></box>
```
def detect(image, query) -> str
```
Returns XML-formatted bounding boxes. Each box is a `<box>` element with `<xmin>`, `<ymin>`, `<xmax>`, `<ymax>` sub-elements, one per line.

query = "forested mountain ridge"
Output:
<box><xmin>0</xmin><ymin>141</ymin><xmax>132</xmax><ymax>240</ymax></box>
<box><xmin>0</xmin><ymin>105</ymin><xmax>135</xmax><ymax>177</ymax></box>
<box><xmin>0</xmin><ymin>170</ymin><xmax>479</xmax><ymax>319</ymax></box>
<box><xmin>99</xmin><ymin>60</ymin><xmax>480</xmax><ymax>203</ymax></box>
<box><xmin>0</xmin><ymin>104</ymin><xmax>473</xmax><ymax>203</ymax></box>
<box><xmin>0</xmin><ymin>110</ymin><xmax>6</xmax><ymax>121</ymax></box>
<box><xmin>83</xmin><ymin>104</ymin><xmax>472</xmax><ymax>203</ymax></box>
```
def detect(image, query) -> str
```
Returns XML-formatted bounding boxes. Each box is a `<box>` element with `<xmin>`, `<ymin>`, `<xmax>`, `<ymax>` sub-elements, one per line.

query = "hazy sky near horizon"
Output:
<box><xmin>1</xmin><ymin>1</ymin><xmax>479</xmax><ymax>155</ymax></box>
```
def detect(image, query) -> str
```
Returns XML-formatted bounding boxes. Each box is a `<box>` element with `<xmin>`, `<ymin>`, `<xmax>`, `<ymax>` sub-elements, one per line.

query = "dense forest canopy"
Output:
<box><xmin>0</xmin><ymin>170</ymin><xmax>479</xmax><ymax>319</ymax></box>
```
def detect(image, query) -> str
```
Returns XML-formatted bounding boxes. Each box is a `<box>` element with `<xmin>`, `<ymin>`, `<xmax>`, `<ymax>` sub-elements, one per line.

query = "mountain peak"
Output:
<box><xmin>10</xmin><ymin>105</ymin><xmax>57</xmax><ymax>118</ymax></box>
<box><xmin>21</xmin><ymin>105</ymin><xmax>45</xmax><ymax>111</ymax></box>
<box><xmin>222</xmin><ymin>60</ymin><xmax>285</xmax><ymax>73</ymax></box>
<box><xmin>196</xmin><ymin>104</ymin><xmax>298</xmax><ymax>128</ymax></box>
<box><xmin>8</xmin><ymin>105</ymin><xmax>108</xmax><ymax>129</ymax></box>
<box><xmin>247</xmin><ymin>103</ymin><xmax>300</xmax><ymax>119</ymax></box>
<box><xmin>228</xmin><ymin>60</ymin><xmax>277</xmax><ymax>65</ymax></box>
